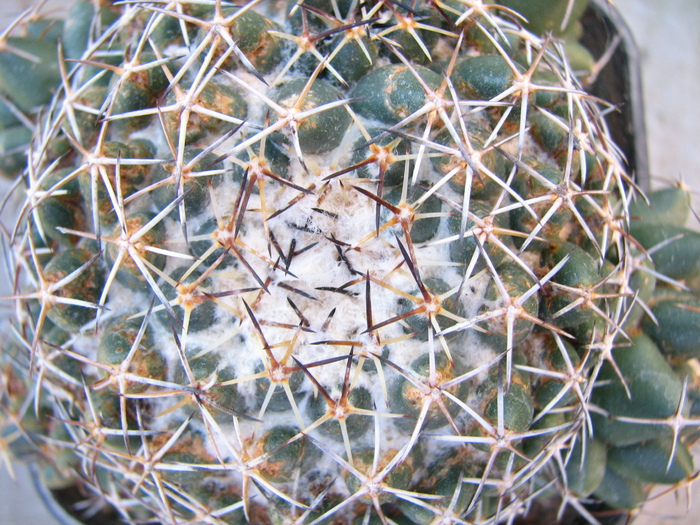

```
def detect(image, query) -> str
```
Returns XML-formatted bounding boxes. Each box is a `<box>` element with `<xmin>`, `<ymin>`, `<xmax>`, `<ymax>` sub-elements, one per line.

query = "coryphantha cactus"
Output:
<box><xmin>0</xmin><ymin>5</ymin><xmax>64</xmax><ymax>178</ymax></box>
<box><xmin>1</xmin><ymin>1</ymin><xmax>699</xmax><ymax>524</ymax></box>
<box><xmin>493</xmin><ymin>0</ymin><xmax>595</xmax><ymax>75</ymax></box>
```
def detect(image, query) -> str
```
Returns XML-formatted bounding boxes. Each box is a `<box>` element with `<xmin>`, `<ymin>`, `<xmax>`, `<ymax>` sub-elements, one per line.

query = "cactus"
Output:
<box><xmin>1</xmin><ymin>1</ymin><xmax>699</xmax><ymax>524</ymax></box>
<box><xmin>0</xmin><ymin>1</ymin><xmax>123</xmax><ymax>179</ymax></box>
<box><xmin>493</xmin><ymin>0</ymin><xmax>595</xmax><ymax>74</ymax></box>
<box><xmin>0</xmin><ymin>8</ymin><xmax>60</xmax><ymax>178</ymax></box>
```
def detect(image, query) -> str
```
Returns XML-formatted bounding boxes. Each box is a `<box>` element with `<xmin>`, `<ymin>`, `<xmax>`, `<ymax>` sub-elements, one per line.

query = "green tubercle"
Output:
<box><xmin>43</xmin><ymin>247</ymin><xmax>105</xmax><ymax>331</ymax></box>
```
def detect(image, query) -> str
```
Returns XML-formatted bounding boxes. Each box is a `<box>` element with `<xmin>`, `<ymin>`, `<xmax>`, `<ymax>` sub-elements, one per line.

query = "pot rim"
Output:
<box><xmin>29</xmin><ymin>464</ymin><xmax>84</xmax><ymax>525</ymax></box>
<box><xmin>585</xmin><ymin>0</ymin><xmax>649</xmax><ymax>190</ymax></box>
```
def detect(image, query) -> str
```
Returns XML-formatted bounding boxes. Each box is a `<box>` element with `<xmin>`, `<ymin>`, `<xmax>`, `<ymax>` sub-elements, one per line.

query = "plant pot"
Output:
<box><xmin>583</xmin><ymin>0</ymin><xmax>649</xmax><ymax>190</ymax></box>
<box><xmin>30</xmin><ymin>465</ymin><xmax>121</xmax><ymax>525</ymax></box>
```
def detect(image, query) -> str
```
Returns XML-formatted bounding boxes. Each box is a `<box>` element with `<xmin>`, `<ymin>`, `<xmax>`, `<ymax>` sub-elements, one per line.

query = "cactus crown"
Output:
<box><xmin>1</xmin><ymin>1</ymin><xmax>699</xmax><ymax>524</ymax></box>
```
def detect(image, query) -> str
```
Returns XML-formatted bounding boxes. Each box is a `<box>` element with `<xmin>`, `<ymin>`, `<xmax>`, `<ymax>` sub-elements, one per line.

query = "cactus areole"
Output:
<box><xmin>2</xmin><ymin>1</ymin><xmax>698</xmax><ymax>524</ymax></box>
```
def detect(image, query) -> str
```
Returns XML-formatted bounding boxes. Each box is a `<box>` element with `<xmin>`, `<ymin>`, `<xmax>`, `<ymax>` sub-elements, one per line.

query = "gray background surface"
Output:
<box><xmin>1</xmin><ymin>0</ymin><xmax>699</xmax><ymax>523</ymax></box>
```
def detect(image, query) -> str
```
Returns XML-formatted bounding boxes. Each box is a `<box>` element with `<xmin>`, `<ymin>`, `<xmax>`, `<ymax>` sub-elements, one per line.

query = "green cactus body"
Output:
<box><xmin>1</xmin><ymin>1</ymin><xmax>698</xmax><ymax>524</ymax></box>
